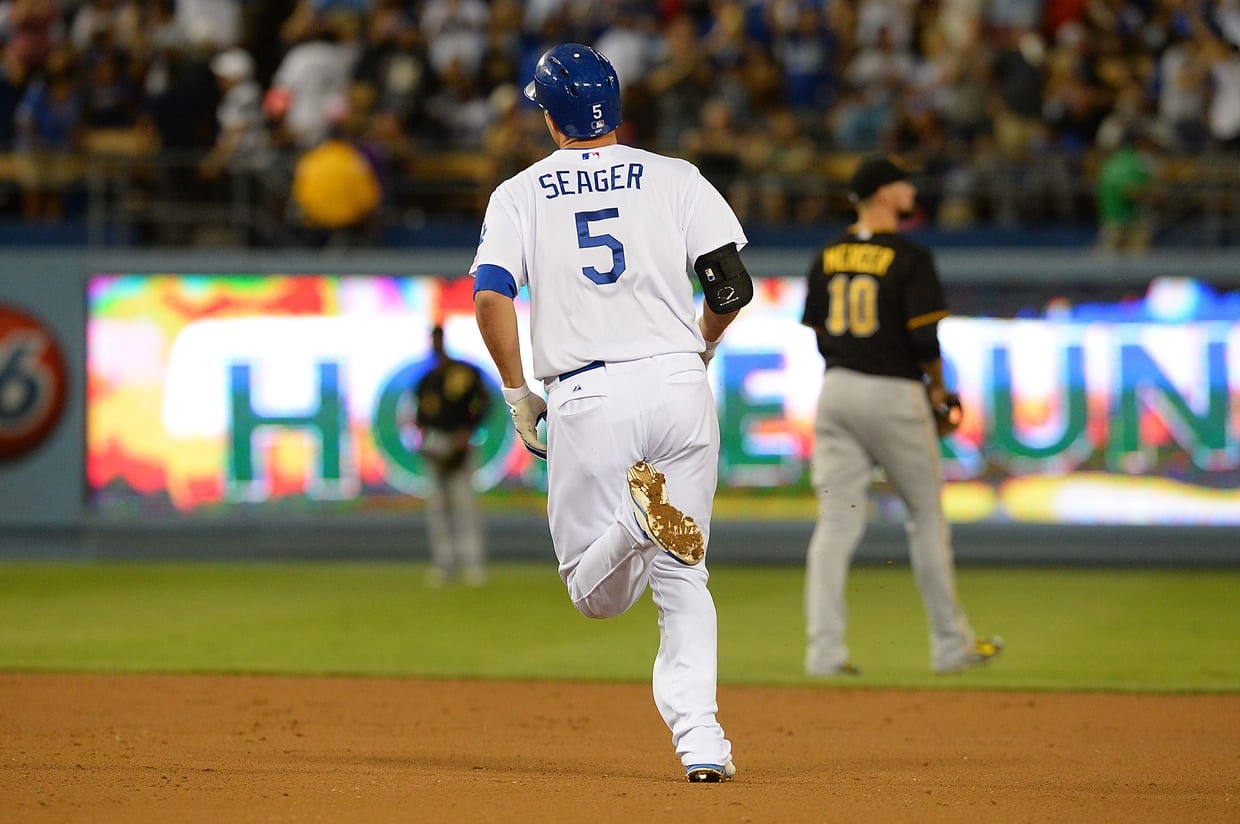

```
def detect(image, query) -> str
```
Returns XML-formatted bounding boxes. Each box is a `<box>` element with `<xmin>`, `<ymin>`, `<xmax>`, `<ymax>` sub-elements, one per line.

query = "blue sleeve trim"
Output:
<box><xmin>473</xmin><ymin>264</ymin><xmax>518</xmax><ymax>299</ymax></box>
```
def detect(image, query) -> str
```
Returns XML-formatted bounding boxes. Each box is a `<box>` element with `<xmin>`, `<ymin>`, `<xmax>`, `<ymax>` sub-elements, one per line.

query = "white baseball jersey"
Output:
<box><xmin>470</xmin><ymin>143</ymin><xmax>747</xmax><ymax>380</ymax></box>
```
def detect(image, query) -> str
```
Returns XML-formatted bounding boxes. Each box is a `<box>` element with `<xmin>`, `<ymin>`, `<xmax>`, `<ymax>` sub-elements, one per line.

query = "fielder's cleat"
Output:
<box><xmin>807</xmin><ymin>660</ymin><xmax>861</xmax><ymax>677</ymax></box>
<box><xmin>686</xmin><ymin>761</ymin><xmax>736</xmax><ymax>783</ymax></box>
<box><xmin>627</xmin><ymin>461</ymin><xmax>705</xmax><ymax>566</ymax></box>
<box><xmin>935</xmin><ymin>636</ymin><xmax>1004</xmax><ymax>674</ymax></box>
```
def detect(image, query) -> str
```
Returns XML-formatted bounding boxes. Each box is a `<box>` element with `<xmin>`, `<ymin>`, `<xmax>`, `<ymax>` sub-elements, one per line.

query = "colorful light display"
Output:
<box><xmin>86</xmin><ymin>274</ymin><xmax>1240</xmax><ymax>524</ymax></box>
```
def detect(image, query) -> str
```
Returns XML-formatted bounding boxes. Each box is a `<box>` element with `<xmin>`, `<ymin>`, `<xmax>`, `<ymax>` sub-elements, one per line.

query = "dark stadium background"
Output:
<box><xmin>1</xmin><ymin>1</ymin><xmax>1237</xmax><ymax>565</ymax></box>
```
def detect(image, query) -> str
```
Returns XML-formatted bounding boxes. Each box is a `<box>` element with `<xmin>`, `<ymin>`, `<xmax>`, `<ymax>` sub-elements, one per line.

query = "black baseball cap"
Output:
<box><xmin>848</xmin><ymin>155</ymin><xmax>912</xmax><ymax>201</ymax></box>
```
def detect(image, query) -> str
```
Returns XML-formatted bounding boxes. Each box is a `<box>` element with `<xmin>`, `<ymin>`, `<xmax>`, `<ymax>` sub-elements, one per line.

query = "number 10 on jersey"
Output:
<box><xmin>827</xmin><ymin>273</ymin><xmax>879</xmax><ymax>337</ymax></box>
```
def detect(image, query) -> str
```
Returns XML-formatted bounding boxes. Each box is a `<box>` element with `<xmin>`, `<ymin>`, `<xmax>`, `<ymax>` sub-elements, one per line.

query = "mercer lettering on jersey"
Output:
<box><xmin>538</xmin><ymin>163</ymin><xmax>645</xmax><ymax>199</ymax></box>
<box><xmin>823</xmin><ymin>243</ymin><xmax>896</xmax><ymax>276</ymax></box>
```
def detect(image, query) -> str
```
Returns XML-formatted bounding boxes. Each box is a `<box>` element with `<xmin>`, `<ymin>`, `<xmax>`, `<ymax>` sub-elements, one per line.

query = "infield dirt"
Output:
<box><xmin>1</xmin><ymin>673</ymin><xmax>1234</xmax><ymax>822</ymax></box>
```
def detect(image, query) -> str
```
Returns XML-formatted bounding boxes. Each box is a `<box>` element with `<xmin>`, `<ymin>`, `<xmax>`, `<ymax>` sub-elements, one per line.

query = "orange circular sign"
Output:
<box><xmin>0</xmin><ymin>304</ymin><xmax>68</xmax><ymax>461</ymax></box>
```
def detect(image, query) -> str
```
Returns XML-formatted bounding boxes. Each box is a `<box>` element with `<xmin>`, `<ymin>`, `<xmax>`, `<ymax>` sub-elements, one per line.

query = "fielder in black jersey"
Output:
<box><xmin>802</xmin><ymin>230</ymin><xmax>948</xmax><ymax>383</ymax></box>
<box><xmin>411</xmin><ymin>325</ymin><xmax>492</xmax><ymax>587</ymax></box>
<box><xmin>799</xmin><ymin>155</ymin><xmax>1002</xmax><ymax>676</ymax></box>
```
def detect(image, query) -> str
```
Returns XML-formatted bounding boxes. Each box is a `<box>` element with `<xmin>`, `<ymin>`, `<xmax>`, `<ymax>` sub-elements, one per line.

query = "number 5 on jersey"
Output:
<box><xmin>575</xmin><ymin>208</ymin><xmax>626</xmax><ymax>284</ymax></box>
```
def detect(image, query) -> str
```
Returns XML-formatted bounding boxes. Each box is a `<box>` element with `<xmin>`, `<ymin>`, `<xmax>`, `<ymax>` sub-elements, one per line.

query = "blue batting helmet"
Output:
<box><xmin>524</xmin><ymin>44</ymin><xmax>621</xmax><ymax>139</ymax></box>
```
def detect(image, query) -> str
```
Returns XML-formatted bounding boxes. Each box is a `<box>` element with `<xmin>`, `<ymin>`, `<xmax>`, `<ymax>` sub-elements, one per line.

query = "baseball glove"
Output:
<box><xmin>930</xmin><ymin>391</ymin><xmax>963</xmax><ymax>438</ymax></box>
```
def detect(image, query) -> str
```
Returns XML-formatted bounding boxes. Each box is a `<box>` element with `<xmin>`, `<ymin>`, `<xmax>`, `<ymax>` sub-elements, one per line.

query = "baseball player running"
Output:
<box><xmin>471</xmin><ymin>44</ymin><xmax>753</xmax><ymax>782</ymax></box>
<box><xmin>800</xmin><ymin>155</ymin><xmax>1002</xmax><ymax>676</ymax></box>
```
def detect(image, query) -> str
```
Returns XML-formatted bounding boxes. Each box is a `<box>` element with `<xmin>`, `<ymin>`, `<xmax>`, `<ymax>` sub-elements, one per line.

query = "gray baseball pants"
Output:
<box><xmin>425</xmin><ymin>452</ymin><xmax>486</xmax><ymax>579</ymax></box>
<box><xmin>805</xmin><ymin>367</ymin><xmax>977</xmax><ymax>673</ymax></box>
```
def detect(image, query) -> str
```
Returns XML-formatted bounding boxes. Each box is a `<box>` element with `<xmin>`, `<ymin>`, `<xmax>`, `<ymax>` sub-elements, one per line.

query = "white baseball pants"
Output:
<box><xmin>544</xmin><ymin>352</ymin><xmax>731</xmax><ymax>770</ymax></box>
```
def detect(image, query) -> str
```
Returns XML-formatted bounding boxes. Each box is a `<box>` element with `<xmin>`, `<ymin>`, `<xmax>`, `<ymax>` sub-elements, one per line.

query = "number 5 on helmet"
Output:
<box><xmin>524</xmin><ymin>44</ymin><xmax>621</xmax><ymax>139</ymax></box>
<box><xmin>501</xmin><ymin>385</ymin><xmax>548</xmax><ymax>459</ymax></box>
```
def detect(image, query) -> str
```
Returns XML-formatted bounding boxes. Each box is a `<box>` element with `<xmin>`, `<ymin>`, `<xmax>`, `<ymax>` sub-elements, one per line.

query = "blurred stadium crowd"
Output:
<box><xmin>1</xmin><ymin>0</ymin><xmax>1238</xmax><ymax>247</ymax></box>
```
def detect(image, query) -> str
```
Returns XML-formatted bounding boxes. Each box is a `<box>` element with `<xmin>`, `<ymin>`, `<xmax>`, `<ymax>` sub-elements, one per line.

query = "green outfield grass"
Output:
<box><xmin>0</xmin><ymin>562</ymin><xmax>1236</xmax><ymax>692</ymax></box>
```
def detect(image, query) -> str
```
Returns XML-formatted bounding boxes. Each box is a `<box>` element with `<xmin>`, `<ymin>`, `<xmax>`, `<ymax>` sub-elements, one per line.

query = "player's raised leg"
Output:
<box><xmin>545</xmin><ymin>366</ymin><xmax>661</xmax><ymax>618</ymax></box>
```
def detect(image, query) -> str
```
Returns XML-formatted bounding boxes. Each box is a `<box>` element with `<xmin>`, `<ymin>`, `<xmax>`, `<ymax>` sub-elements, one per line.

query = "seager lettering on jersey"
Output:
<box><xmin>823</xmin><ymin>243</ymin><xmax>896</xmax><ymax>276</ymax></box>
<box><xmin>538</xmin><ymin>163</ymin><xmax>645</xmax><ymax>199</ymax></box>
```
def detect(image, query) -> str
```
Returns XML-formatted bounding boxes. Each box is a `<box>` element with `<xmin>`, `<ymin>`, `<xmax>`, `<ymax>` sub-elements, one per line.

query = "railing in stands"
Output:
<box><xmin>0</xmin><ymin>132</ymin><xmax>1236</xmax><ymax>248</ymax></box>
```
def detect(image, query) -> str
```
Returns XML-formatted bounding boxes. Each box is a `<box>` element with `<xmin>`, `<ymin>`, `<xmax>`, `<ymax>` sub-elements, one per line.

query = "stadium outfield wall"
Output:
<box><xmin>0</xmin><ymin>246</ymin><xmax>1236</xmax><ymax>566</ymax></box>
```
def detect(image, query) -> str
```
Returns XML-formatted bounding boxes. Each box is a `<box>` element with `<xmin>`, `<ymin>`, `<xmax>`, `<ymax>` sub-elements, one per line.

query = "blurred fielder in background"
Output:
<box><xmin>471</xmin><ymin>43</ymin><xmax>753</xmax><ymax>782</ymax></box>
<box><xmin>411</xmin><ymin>324</ymin><xmax>491</xmax><ymax>587</ymax></box>
<box><xmin>800</xmin><ymin>155</ymin><xmax>1002</xmax><ymax>676</ymax></box>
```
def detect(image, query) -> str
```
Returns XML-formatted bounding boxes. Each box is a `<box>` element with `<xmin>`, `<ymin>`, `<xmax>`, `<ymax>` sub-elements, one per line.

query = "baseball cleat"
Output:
<box><xmin>935</xmin><ymin>636</ymin><xmax>1004</xmax><ymax>674</ymax></box>
<box><xmin>807</xmin><ymin>660</ymin><xmax>861</xmax><ymax>677</ymax></box>
<box><xmin>627</xmin><ymin>461</ymin><xmax>704</xmax><ymax>565</ymax></box>
<box><xmin>686</xmin><ymin>761</ymin><xmax>736</xmax><ymax>783</ymax></box>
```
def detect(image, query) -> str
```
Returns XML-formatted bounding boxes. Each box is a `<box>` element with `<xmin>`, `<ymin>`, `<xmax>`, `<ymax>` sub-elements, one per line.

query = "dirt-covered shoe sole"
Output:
<box><xmin>627</xmin><ymin>461</ymin><xmax>704</xmax><ymax>566</ymax></box>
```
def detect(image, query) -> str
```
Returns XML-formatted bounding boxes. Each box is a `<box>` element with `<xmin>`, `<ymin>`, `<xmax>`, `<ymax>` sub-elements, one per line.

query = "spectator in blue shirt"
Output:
<box><xmin>14</xmin><ymin>45</ymin><xmax>83</xmax><ymax>220</ymax></box>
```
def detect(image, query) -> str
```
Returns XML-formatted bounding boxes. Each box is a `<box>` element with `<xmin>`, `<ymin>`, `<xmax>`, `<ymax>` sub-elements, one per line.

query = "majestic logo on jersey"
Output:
<box><xmin>0</xmin><ymin>303</ymin><xmax>68</xmax><ymax>461</ymax></box>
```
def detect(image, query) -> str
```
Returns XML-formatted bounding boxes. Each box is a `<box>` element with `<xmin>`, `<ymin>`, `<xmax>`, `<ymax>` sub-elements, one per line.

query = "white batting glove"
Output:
<box><xmin>701</xmin><ymin>337</ymin><xmax>720</xmax><ymax>367</ymax></box>
<box><xmin>501</xmin><ymin>384</ymin><xmax>548</xmax><ymax>460</ymax></box>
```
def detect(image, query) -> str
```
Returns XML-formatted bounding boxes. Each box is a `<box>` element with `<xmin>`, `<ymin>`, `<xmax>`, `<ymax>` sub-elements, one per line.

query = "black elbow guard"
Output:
<box><xmin>693</xmin><ymin>242</ymin><xmax>753</xmax><ymax>314</ymax></box>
